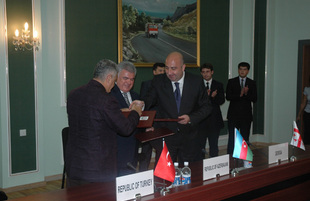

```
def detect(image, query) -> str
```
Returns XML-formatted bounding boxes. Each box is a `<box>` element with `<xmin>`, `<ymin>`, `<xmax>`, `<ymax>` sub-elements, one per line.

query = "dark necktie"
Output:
<box><xmin>206</xmin><ymin>82</ymin><xmax>209</xmax><ymax>90</ymax></box>
<box><xmin>123</xmin><ymin>92</ymin><xmax>130</xmax><ymax>107</ymax></box>
<box><xmin>241</xmin><ymin>79</ymin><xmax>244</xmax><ymax>89</ymax></box>
<box><xmin>174</xmin><ymin>82</ymin><xmax>181</xmax><ymax>113</ymax></box>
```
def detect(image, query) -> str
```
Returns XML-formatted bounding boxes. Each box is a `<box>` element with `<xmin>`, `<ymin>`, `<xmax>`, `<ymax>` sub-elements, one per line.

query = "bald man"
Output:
<box><xmin>144</xmin><ymin>52</ymin><xmax>212</xmax><ymax>164</ymax></box>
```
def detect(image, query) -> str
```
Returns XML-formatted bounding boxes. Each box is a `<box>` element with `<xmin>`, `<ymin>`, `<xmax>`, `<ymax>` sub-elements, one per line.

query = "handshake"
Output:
<box><xmin>128</xmin><ymin>100</ymin><xmax>145</xmax><ymax>116</ymax></box>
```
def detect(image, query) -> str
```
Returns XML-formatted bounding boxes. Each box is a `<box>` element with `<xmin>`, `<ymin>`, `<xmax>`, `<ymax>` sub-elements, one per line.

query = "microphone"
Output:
<box><xmin>127</xmin><ymin>162</ymin><xmax>137</xmax><ymax>172</ymax></box>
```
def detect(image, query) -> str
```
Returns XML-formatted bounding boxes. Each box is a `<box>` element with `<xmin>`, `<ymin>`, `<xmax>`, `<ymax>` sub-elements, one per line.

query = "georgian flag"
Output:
<box><xmin>290</xmin><ymin>121</ymin><xmax>305</xmax><ymax>151</ymax></box>
<box><xmin>233</xmin><ymin>128</ymin><xmax>253</xmax><ymax>161</ymax></box>
<box><xmin>154</xmin><ymin>140</ymin><xmax>175</xmax><ymax>182</ymax></box>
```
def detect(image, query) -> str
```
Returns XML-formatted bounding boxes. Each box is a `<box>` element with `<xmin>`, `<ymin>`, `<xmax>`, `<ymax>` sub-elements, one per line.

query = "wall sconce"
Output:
<box><xmin>13</xmin><ymin>22</ymin><xmax>40</xmax><ymax>51</ymax></box>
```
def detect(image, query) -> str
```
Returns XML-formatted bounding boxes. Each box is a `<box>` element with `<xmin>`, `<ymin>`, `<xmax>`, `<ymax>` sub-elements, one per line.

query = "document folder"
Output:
<box><xmin>122</xmin><ymin>110</ymin><xmax>156</xmax><ymax>128</ymax></box>
<box><xmin>135</xmin><ymin>127</ymin><xmax>174</xmax><ymax>143</ymax></box>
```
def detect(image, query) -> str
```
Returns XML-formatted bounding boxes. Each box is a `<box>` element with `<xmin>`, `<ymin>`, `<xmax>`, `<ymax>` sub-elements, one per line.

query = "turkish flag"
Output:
<box><xmin>154</xmin><ymin>141</ymin><xmax>175</xmax><ymax>183</ymax></box>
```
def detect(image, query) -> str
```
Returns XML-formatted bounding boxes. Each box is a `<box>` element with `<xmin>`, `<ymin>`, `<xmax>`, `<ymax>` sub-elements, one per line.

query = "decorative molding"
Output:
<box><xmin>59</xmin><ymin>0</ymin><xmax>66</xmax><ymax>107</ymax></box>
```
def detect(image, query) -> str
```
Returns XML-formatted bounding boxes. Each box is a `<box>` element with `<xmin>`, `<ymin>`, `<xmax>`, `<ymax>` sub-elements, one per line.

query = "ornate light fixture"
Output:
<box><xmin>13</xmin><ymin>22</ymin><xmax>40</xmax><ymax>51</ymax></box>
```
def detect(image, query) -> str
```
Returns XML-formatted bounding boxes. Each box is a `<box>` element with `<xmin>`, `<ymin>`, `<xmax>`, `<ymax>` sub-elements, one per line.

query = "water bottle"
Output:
<box><xmin>181</xmin><ymin>162</ymin><xmax>191</xmax><ymax>185</ymax></box>
<box><xmin>172</xmin><ymin>162</ymin><xmax>182</xmax><ymax>186</ymax></box>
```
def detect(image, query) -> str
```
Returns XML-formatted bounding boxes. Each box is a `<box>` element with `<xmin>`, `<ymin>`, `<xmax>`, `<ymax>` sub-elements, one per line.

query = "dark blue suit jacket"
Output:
<box><xmin>111</xmin><ymin>84</ymin><xmax>140</xmax><ymax>176</ymax></box>
<box><xmin>66</xmin><ymin>80</ymin><xmax>139</xmax><ymax>182</ymax></box>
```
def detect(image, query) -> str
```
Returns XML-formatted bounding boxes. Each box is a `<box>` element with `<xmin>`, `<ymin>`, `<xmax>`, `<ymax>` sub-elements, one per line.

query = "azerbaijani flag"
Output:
<box><xmin>233</xmin><ymin>128</ymin><xmax>253</xmax><ymax>161</ymax></box>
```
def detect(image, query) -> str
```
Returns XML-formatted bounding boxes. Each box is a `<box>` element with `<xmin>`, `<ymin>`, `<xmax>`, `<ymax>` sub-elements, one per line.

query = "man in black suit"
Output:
<box><xmin>140</xmin><ymin>62</ymin><xmax>165</xmax><ymax>99</ymax></box>
<box><xmin>144</xmin><ymin>52</ymin><xmax>212</xmax><ymax>163</ymax></box>
<box><xmin>111</xmin><ymin>61</ymin><xmax>141</xmax><ymax>176</ymax></box>
<box><xmin>139</xmin><ymin>62</ymin><xmax>165</xmax><ymax>171</ymax></box>
<box><xmin>66</xmin><ymin>59</ymin><xmax>143</xmax><ymax>187</ymax></box>
<box><xmin>198</xmin><ymin>63</ymin><xmax>225</xmax><ymax>158</ymax></box>
<box><xmin>226</xmin><ymin>62</ymin><xmax>257</xmax><ymax>154</ymax></box>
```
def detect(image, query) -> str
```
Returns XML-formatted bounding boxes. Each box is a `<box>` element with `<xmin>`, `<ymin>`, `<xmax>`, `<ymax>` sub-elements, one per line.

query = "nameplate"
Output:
<box><xmin>116</xmin><ymin>170</ymin><xmax>154</xmax><ymax>201</ymax></box>
<box><xmin>203</xmin><ymin>154</ymin><xmax>230</xmax><ymax>181</ymax></box>
<box><xmin>268</xmin><ymin>143</ymin><xmax>288</xmax><ymax>164</ymax></box>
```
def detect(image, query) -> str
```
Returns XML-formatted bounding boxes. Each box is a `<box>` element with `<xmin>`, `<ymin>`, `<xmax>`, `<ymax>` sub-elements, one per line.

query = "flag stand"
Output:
<box><xmin>290</xmin><ymin>146</ymin><xmax>297</xmax><ymax>162</ymax></box>
<box><xmin>160</xmin><ymin>180</ymin><xmax>170</xmax><ymax>196</ymax></box>
<box><xmin>230</xmin><ymin>158</ymin><xmax>239</xmax><ymax>177</ymax></box>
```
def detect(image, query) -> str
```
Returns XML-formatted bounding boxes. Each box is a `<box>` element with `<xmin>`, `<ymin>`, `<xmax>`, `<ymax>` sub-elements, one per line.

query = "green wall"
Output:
<box><xmin>6</xmin><ymin>0</ymin><xmax>36</xmax><ymax>174</ymax></box>
<box><xmin>253</xmin><ymin>0</ymin><xmax>266</xmax><ymax>134</ymax></box>
<box><xmin>66</xmin><ymin>0</ymin><xmax>230</xmax><ymax>94</ymax></box>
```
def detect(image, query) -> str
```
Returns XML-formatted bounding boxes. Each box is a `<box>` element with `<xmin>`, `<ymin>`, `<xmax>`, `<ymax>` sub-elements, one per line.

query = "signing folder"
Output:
<box><xmin>122</xmin><ymin>110</ymin><xmax>156</xmax><ymax>128</ymax></box>
<box><xmin>135</xmin><ymin>127</ymin><xmax>175</xmax><ymax>143</ymax></box>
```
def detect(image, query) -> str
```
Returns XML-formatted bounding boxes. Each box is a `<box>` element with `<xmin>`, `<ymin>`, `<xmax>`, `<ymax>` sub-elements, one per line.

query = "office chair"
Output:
<box><xmin>61</xmin><ymin>127</ymin><xmax>69</xmax><ymax>189</ymax></box>
<box><xmin>0</xmin><ymin>191</ymin><xmax>8</xmax><ymax>201</ymax></box>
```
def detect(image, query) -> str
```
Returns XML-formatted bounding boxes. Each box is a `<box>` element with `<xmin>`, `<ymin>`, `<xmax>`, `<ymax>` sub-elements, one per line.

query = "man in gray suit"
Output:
<box><xmin>144</xmin><ymin>52</ymin><xmax>212</xmax><ymax>163</ymax></box>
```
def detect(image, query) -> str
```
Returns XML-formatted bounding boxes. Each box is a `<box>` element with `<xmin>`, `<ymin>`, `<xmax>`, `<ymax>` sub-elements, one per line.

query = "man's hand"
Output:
<box><xmin>244</xmin><ymin>86</ymin><xmax>249</xmax><ymax>95</ymax></box>
<box><xmin>130</xmin><ymin>100</ymin><xmax>145</xmax><ymax>109</ymax></box>
<box><xmin>207</xmin><ymin>89</ymin><xmax>211</xmax><ymax>96</ymax></box>
<box><xmin>145</xmin><ymin>127</ymin><xmax>154</xmax><ymax>132</ymax></box>
<box><xmin>178</xmin><ymin>114</ymin><xmax>191</xmax><ymax>125</ymax></box>
<box><xmin>130</xmin><ymin>100</ymin><xmax>144</xmax><ymax>116</ymax></box>
<box><xmin>120</xmin><ymin>108</ymin><xmax>131</xmax><ymax>112</ymax></box>
<box><xmin>240</xmin><ymin>86</ymin><xmax>249</xmax><ymax>97</ymax></box>
<box><xmin>211</xmin><ymin>89</ymin><xmax>217</xmax><ymax>98</ymax></box>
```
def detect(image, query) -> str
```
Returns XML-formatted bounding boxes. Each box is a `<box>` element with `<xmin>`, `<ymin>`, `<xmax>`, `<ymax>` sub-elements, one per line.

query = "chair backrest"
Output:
<box><xmin>62</xmin><ymin>127</ymin><xmax>69</xmax><ymax>158</ymax></box>
<box><xmin>0</xmin><ymin>191</ymin><xmax>8</xmax><ymax>201</ymax></box>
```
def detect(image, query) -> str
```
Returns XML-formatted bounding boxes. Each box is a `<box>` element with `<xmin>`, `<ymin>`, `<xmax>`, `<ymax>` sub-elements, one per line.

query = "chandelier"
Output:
<box><xmin>13</xmin><ymin>22</ymin><xmax>40</xmax><ymax>51</ymax></box>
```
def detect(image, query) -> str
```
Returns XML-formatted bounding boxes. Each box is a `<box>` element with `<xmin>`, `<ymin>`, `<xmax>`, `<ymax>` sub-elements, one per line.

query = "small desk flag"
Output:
<box><xmin>233</xmin><ymin>128</ymin><xmax>253</xmax><ymax>161</ymax></box>
<box><xmin>154</xmin><ymin>140</ymin><xmax>175</xmax><ymax>183</ymax></box>
<box><xmin>290</xmin><ymin>121</ymin><xmax>305</xmax><ymax>151</ymax></box>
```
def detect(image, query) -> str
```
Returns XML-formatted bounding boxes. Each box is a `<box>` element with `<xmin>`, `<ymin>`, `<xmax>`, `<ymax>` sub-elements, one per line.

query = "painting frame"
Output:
<box><xmin>118</xmin><ymin>0</ymin><xmax>200</xmax><ymax>67</ymax></box>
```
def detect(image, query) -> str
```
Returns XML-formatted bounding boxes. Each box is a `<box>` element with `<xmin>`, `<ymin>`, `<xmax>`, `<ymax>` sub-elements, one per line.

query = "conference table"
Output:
<box><xmin>10</xmin><ymin>145</ymin><xmax>310</xmax><ymax>201</ymax></box>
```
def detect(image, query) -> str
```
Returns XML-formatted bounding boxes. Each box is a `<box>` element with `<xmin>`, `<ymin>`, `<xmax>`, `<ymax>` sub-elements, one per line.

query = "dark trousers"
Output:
<box><xmin>198</xmin><ymin>127</ymin><xmax>221</xmax><ymax>158</ymax></box>
<box><xmin>304</xmin><ymin>111</ymin><xmax>310</xmax><ymax>145</ymax></box>
<box><xmin>227</xmin><ymin>119</ymin><xmax>252</xmax><ymax>154</ymax></box>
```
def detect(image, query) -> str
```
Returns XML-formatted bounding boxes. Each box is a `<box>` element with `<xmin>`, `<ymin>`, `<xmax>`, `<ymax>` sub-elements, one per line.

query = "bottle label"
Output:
<box><xmin>182</xmin><ymin>175</ymin><xmax>191</xmax><ymax>185</ymax></box>
<box><xmin>173</xmin><ymin>175</ymin><xmax>182</xmax><ymax>186</ymax></box>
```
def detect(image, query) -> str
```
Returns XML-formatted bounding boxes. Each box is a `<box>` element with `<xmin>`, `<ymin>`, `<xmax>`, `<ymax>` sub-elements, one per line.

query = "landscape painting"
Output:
<box><xmin>118</xmin><ymin>0</ymin><xmax>200</xmax><ymax>67</ymax></box>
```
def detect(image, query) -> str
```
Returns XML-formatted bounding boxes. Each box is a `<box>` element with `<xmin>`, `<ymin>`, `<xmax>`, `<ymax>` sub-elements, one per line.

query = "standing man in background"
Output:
<box><xmin>198</xmin><ymin>63</ymin><xmax>225</xmax><ymax>159</ymax></box>
<box><xmin>111</xmin><ymin>61</ymin><xmax>140</xmax><ymax>176</ymax></box>
<box><xmin>144</xmin><ymin>52</ymin><xmax>212</xmax><ymax>164</ymax></box>
<box><xmin>66</xmin><ymin>59</ymin><xmax>143</xmax><ymax>187</ymax></box>
<box><xmin>226</xmin><ymin>62</ymin><xmax>257</xmax><ymax>154</ymax></box>
<box><xmin>139</xmin><ymin>62</ymin><xmax>165</xmax><ymax>171</ymax></box>
<box><xmin>140</xmin><ymin>62</ymin><xmax>165</xmax><ymax>100</ymax></box>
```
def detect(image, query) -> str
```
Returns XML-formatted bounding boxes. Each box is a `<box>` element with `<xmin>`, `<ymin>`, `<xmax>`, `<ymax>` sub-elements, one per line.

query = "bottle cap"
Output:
<box><xmin>184</xmin><ymin>161</ymin><xmax>189</xmax><ymax>166</ymax></box>
<box><xmin>174</xmin><ymin>162</ymin><xmax>178</xmax><ymax>166</ymax></box>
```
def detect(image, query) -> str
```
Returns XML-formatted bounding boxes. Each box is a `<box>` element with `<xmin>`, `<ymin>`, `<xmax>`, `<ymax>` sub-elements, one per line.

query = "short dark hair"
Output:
<box><xmin>153</xmin><ymin>62</ymin><xmax>165</xmax><ymax>71</ymax></box>
<box><xmin>200</xmin><ymin>63</ymin><xmax>214</xmax><ymax>72</ymax></box>
<box><xmin>238</xmin><ymin>62</ymin><xmax>250</xmax><ymax>70</ymax></box>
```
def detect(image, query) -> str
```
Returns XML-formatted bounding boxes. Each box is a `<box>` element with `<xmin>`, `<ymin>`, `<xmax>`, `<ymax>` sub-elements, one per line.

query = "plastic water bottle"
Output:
<box><xmin>181</xmin><ymin>162</ymin><xmax>191</xmax><ymax>185</ymax></box>
<box><xmin>172</xmin><ymin>162</ymin><xmax>182</xmax><ymax>186</ymax></box>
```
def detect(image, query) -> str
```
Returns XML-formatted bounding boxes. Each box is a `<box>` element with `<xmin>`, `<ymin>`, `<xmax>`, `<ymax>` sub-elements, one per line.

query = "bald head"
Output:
<box><xmin>165</xmin><ymin>52</ymin><xmax>185</xmax><ymax>82</ymax></box>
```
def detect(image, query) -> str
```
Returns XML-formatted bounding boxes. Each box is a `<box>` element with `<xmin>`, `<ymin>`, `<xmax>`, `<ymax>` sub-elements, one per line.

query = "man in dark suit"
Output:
<box><xmin>144</xmin><ymin>52</ymin><xmax>212</xmax><ymax>164</ymax></box>
<box><xmin>139</xmin><ymin>62</ymin><xmax>165</xmax><ymax>171</ymax></box>
<box><xmin>140</xmin><ymin>63</ymin><xmax>165</xmax><ymax>99</ymax></box>
<box><xmin>198</xmin><ymin>63</ymin><xmax>225</xmax><ymax>158</ymax></box>
<box><xmin>111</xmin><ymin>61</ymin><xmax>141</xmax><ymax>176</ymax></box>
<box><xmin>66</xmin><ymin>59</ymin><xmax>143</xmax><ymax>187</ymax></box>
<box><xmin>226</xmin><ymin>62</ymin><xmax>257</xmax><ymax>154</ymax></box>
